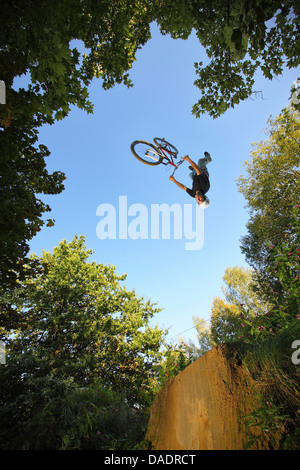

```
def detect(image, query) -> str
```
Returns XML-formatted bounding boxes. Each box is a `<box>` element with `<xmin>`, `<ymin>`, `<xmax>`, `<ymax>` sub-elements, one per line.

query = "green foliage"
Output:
<box><xmin>244</xmin><ymin>401</ymin><xmax>290</xmax><ymax>449</ymax></box>
<box><xmin>237</xmin><ymin>106</ymin><xmax>300</xmax><ymax>296</ymax></box>
<box><xmin>210</xmin><ymin>298</ymin><xmax>244</xmax><ymax>343</ymax></box>
<box><xmin>222</xmin><ymin>266</ymin><xmax>271</xmax><ymax>314</ymax></box>
<box><xmin>185</xmin><ymin>0</ymin><xmax>299</xmax><ymax>118</ymax></box>
<box><xmin>209</xmin><ymin>266</ymin><xmax>270</xmax><ymax>344</ymax></box>
<box><xmin>238</xmin><ymin>205</ymin><xmax>300</xmax><ymax>342</ymax></box>
<box><xmin>156</xmin><ymin>344</ymin><xmax>192</xmax><ymax>388</ymax></box>
<box><xmin>1</xmin><ymin>236</ymin><xmax>166</xmax><ymax>407</ymax></box>
<box><xmin>182</xmin><ymin>267</ymin><xmax>272</xmax><ymax>353</ymax></box>
<box><xmin>235</xmin><ymin>107</ymin><xmax>300</xmax><ymax>343</ymax></box>
<box><xmin>0</xmin><ymin>235</ymin><xmax>169</xmax><ymax>449</ymax></box>
<box><xmin>0</xmin><ymin>367</ymin><xmax>148</xmax><ymax>450</ymax></box>
<box><xmin>181</xmin><ymin>317</ymin><xmax>216</xmax><ymax>360</ymax></box>
<box><xmin>0</xmin><ymin>113</ymin><xmax>66</xmax><ymax>290</ymax></box>
<box><xmin>291</xmin><ymin>79</ymin><xmax>300</xmax><ymax>113</ymax></box>
<box><xmin>239</xmin><ymin>320</ymin><xmax>300</xmax><ymax>449</ymax></box>
<box><xmin>282</xmin><ymin>426</ymin><xmax>300</xmax><ymax>450</ymax></box>
<box><xmin>267</xmin><ymin>206</ymin><xmax>300</xmax><ymax>316</ymax></box>
<box><xmin>59</xmin><ymin>387</ymin><xmax>149</xmax><ymax>450</ymax></box>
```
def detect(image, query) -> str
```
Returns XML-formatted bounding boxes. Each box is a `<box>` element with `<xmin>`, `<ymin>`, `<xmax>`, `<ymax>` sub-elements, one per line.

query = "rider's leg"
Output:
<box><xmin>190</xmin><ymin>152</ymin><xmax>211</xmax><ymax>179</ymax></box>
<box><xmin>198</xmin><ymin>152</ymin><xmax>212</xmax><ymax>167</ymax></box>
<box><xmin>197</xmin><ymin>152</ymin><xmax>212</xmax><ymax>176</ymax></box>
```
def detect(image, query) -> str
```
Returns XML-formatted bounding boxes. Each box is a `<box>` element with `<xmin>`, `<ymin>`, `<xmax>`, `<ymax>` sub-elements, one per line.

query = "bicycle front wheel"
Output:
<box><xmin>131</xmin><ymin>140</ymin><xmax>163</xmax><ymax>166</ymax></box>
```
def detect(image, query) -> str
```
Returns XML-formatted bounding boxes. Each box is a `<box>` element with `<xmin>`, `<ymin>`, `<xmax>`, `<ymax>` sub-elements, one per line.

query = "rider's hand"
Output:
<box><xmin>169</xmin><ymin>175</ymin><xmax>175</xmax><ymax>181</ymax></box>
<box><xmin>183</xmin><ymin>155</ymin><xmax>189</xmax><ymax>161</ymax></box>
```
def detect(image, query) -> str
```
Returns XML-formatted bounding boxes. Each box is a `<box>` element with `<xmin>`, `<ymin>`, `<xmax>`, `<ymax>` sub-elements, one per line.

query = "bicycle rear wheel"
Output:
<box><xmin>131</xmin><ymin>140</ymin><xmax>163</xmax><ymax>166</ymax></box>
<box><xmin>153</xmin><ymin>137</ymin><xmax>178</xmax><ymax>156</ymax></box>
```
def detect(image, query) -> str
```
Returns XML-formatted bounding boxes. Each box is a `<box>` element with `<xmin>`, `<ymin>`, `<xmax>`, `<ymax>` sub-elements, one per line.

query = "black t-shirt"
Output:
<box><xmin>186</xmin><ymin>173</ymin><xmax>210</xmax><ymax>198</ymax></box>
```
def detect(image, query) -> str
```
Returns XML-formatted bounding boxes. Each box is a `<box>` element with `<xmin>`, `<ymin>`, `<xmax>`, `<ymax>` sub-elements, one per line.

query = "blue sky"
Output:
<box><xmin>19</xmin><ymin>24</ymin><xmax>299</xmax><ymax>345</ymax></box>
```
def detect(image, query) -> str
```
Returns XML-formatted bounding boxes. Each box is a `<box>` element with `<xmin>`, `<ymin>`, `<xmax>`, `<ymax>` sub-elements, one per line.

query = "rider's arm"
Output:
<box><xmin>183</xmin><ymin>155</ymin><xmax>201</xmax><ymax>175</ymax></box>
<box><xmin>169</xmin><ymin>176</ymin><xmax>187</xmax><ymax>191</ymax></box>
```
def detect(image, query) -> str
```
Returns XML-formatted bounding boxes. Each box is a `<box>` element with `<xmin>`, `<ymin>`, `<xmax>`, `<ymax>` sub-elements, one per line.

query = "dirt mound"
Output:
<box><xmin>146</xmin><ymin>343</ymin><xmax>280</xmax><ymax>450</ymax></box>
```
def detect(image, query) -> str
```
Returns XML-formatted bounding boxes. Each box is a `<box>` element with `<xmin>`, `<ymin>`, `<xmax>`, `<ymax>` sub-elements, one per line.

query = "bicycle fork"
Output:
<box><xmin>171</xmin><ymin>158</ymin><xmax>184</xmax><ymax>177</ymax></box>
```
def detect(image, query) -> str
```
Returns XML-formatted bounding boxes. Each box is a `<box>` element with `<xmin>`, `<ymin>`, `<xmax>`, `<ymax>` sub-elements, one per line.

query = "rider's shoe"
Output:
<box><xmin>204</xmin><ymin>151</ymin><xmax>212</xmax><ymax>162</ymax></box>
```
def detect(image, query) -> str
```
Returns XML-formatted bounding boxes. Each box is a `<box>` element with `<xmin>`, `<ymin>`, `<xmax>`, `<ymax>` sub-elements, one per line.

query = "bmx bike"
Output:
<box><xmin>130</xmin><ymin>137</ymin><xmax>184</xmax><ymax>176</ymax></box>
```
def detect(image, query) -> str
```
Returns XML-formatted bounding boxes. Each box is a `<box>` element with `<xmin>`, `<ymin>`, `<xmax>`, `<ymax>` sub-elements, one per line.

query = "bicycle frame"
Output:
<box><xmin>155</xmin><ymin>140</ymin><xmax>184</xmax><ymax>176</ymax></box>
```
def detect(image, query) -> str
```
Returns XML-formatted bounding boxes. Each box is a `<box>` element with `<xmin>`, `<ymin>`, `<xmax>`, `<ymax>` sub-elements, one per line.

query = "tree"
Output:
<box><xmin>180</xmin><ymin>267</ymin><xmax>272</xmax><ymax>352</ymax></box>
<box><xmin>1</xmin><ymin>236</ymin><xmax>166</xmax><ymax>407</ymax></box>
<box><xmin>209</xmin><ymin>266</ymin><xmax>271</xmax><ymax>343</ymax></box>
<box><xmin>180</xmin><ymin>317</ymin><xmax>216</xmax><ymax>360</ymax></box>
<box><xmin>210</xmin><ymin>298</ymin><xmax>243</xmax><ymax>344</ymax></box>
<box><xmin>240</xmin><ymin>205</ymin><xmax>300</xmax><ymax>342</ymax></box>
<box><xmin>237</xmin><ymin>106</ymin><xmax>300</xmax><ymax>295</ymax></box>
<box><xmin>222</xmin><ymin>266</ymin><xmax>272</xmax><ymax>314</ymax></box>
<box><xmin>155</xmin><ymin>0</ymin><xmax>300</xmax><ymax>117</ymax></box>
<box><xmin>0</xmin><ymin>374</ymin><xmax>149</xmax><ymax>450</ymax></box>
<box><xmin>0</xmin><ymin>122</ymin><xmax>66</xmax><ymax>290</ymax></box>
<box><xmin>156</xmin><ymin>343</ymin><xmax>192</xmax><ymax>387</ymax></box>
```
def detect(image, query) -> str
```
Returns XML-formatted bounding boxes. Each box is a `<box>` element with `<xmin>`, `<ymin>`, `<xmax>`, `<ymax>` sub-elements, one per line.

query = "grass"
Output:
<box><xmin>239</xmin><ymin>320</ymin><xmax>300</xmax><ymax>449</ymax></box>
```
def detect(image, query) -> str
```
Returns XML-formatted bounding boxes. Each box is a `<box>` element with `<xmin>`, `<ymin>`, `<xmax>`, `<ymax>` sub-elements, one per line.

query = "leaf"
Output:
<box><xmin>241</xmin><ymin>34</ymin><xmax>248</xmax><ymax>50</ymax></box>
<box><xmin>223</xmin><ymin>25</ymin><xmax>234</xmax><ymax>44</ymax></box>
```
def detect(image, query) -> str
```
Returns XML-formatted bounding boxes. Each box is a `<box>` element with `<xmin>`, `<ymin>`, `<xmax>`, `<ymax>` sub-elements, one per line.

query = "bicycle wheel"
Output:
<box><xmin>153</xmin><ymin>137</ymin><xmax>178</xmax><ymax>156</ymax></box>
<box><xmin>131</xmin><ymin>140</ymin><xmax>163</xmax><ymax>166</ymax></box>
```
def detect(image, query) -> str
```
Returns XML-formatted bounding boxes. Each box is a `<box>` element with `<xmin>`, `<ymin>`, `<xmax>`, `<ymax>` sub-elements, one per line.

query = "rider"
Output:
<box><xmin>169</xmin><ymin>152</ymin><xmax>212</xmax><ymax>208</ymax></box>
